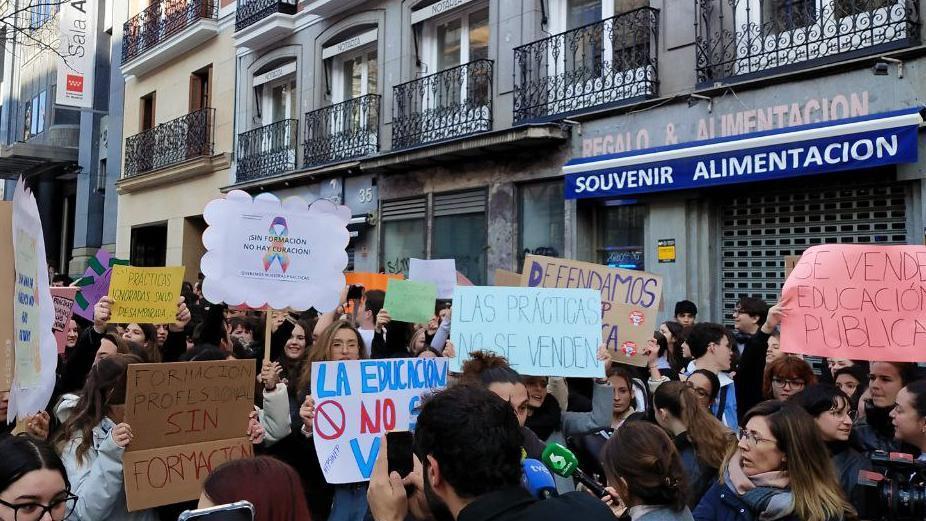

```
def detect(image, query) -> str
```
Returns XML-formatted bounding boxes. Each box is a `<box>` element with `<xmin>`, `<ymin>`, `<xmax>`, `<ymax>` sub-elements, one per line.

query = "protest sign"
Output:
<box><xmin>50</xmin><ymin>287</ymin><xmax>78</xmax><ymax>354</ymax></box>
<box><xmin>493</xmin><ymin>269</ymin><xmax>522</xmax><ymax>287</ymax></box>
<box><xmin>384</xmin><ymin>279</ymin><xmax>437</xmax><ymax>323</ymax></box>
<box><xmin>0</xmin><ymin>203</ymin><xmax>13</xmax><ymax>391</ymax></box>
<box><xmin>780</xmin><ymin>245</ymin><xmax>926</xmax><ymax>362</ymax></box>
<box><xmin>72</xmin><ymin>249</ymin><xmax>127</xmax><ymax>321</ymax></box>
<box><xmin>345</xmin><ymin>272</ymin><xmax>404</xmax><ymax>292</ymax></box>
<box><xmin>200</xmin><ymin>190</ymin><xmax>350</xmax><ymax>312</ymax></box>
<box><xmin>124</xmin><ymin>360</ymin><xmax>256</xmax><ymax>451</ymax></box>
<box><xmin>521</xmin><ymin>255</ymin><xmax>662</xmax><ymax>367</ymax></box>
<box><xmin>8</xmin><ymin>179</ymin><xmax>56</xmax><ymax>420</ymax></box>
<box><xmin>123</xmin><ymin>437</ymin><xmax>253</xmax><ymax>512</ymax></box>
<box><xmin>108</xmin><ymin>266</ymin><xmax>185</xmax><ymax>324</ymax></box>
<box><xmin>409</xmin><ymin>259</ymin><xmax>457</xmax><ymax>299</ymax></box>
<box><xmin>311</xmin><ymin>358</ymin><xmax>448</xmax><ymax>484</ymax></box>
<box><xmin>450</xmin><ymin>286</ymin><xmax>604</xmax><ymax>377</ymax></box>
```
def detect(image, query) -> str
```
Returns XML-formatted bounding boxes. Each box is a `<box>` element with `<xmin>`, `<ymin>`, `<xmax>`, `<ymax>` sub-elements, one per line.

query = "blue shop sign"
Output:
<box><xmin>564</xmin><ymin>107</ymin><xmax>923</xmax><ymax>199</ymax></box>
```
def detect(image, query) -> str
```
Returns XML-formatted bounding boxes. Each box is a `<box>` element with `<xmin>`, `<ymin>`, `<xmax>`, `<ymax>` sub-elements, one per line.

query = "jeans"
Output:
<box><xmin>328</xmin><ymin>483</ymin><xmax>370</xmax><ymax>521</ymax></box>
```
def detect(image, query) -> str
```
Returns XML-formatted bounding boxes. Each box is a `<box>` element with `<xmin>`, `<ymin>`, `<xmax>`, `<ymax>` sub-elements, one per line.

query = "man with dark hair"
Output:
<box><xmin>358</xmin><ymin>289</ymin><xmax>385</xmax><ymax>355</ymax></box>
<box><xmin>732</xmin><ymin>296</ymin><xmax>768</xmax><ymax>353</ymax></box>
<box><xmin>684</xmin><ymin>322</ymin><xmax>738</xmax><ymax>430</ymax></box>
<box><xmin>367</xmin><ymin>384</ymin><xmax>615</xmax><ymax>521</ymax></box>
<box><xmin>674</xmin><ymin>299</ymin><xmax>698</xmax><ymax>327</ymax></box>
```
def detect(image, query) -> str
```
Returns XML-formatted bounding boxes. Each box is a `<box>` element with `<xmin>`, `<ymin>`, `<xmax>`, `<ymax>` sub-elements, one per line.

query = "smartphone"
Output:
<box><xmin>347</xmin><ymin>284</ymin><xmax>364</xmax><ymax>301</ymax></box>
<box><xmin>177</xmin><ymin>501</ymin><xmax>255</xmax><ymax>521</ymax></box>
<box><xmin>387</xmin><ymin>431</ymin><xmax>415</xmax><ymax>478</ymax></box>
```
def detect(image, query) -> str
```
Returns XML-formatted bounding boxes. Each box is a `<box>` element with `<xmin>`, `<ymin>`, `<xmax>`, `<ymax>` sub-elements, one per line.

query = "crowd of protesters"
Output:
<box><xmin>2</xmin><ymin>275</ymin><xmax>926</xmax><ymax>521</ymax></box>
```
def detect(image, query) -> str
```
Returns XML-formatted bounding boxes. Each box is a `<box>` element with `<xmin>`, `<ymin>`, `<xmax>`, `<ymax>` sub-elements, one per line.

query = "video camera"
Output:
<box><xmin>857</xmin><ymin>451</ymin><xmax>926</xmax><ymax>520</ymax></box>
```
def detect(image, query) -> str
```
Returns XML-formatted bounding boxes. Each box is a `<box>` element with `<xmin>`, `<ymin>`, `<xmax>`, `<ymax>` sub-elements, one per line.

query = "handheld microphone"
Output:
<box><xmin>541</xmin><ymin>442</ymin><xmax>609</xmax><ymax>499</ymax></box>
<box><xmin>521</xmin><ymin>458</ymin><xmax>558</xmax><ymax>499</ymax></box>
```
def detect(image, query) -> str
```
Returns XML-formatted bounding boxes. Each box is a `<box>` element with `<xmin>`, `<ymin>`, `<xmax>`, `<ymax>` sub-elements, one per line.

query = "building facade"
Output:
<box><xmin>0</xmin><ymin>0</ymin><xmax>115</xmax><ymax>278</ymax></box>
<box><xmin>113</xmin><ymin>0</ymin><xmax>236</xmax><ymax>275</ymax></box>
<box><xmin>123</xmin><ymin>0</ymin><xmax>926</xmax><ymax>322</ymax></box>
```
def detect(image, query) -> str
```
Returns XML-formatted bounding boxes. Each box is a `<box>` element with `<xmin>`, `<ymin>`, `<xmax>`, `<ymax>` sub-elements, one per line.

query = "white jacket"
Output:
<box><xmin>257</xmin><ymin>382</ymin><xmax>291</xmax><ymax>445</ymax></box>
<box><xmin>61</xmin><ymin>417</ymin><xmax>157</xmax><ymax>521</ymax></box>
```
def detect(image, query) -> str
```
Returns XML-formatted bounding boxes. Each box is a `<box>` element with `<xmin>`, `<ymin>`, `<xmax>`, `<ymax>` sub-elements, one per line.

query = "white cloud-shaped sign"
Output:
<box><xmin>200</xmin><ymin>190</ymin><xmax>350</xmax><ymax>311</ymax></box>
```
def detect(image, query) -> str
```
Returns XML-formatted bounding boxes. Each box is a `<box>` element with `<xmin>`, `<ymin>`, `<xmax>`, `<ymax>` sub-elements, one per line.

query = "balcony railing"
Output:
<box><xmin>392</xmin><ymin>60</ymin><xmax>493</xmax><ymax>150</ymax></box>
<box><xmin>236</xmin><ymin>119</ymin><xmax>298</xmax><ymax>182</ymax></box>
<box><xmin>513</xmin><ymin>7</ymin><xmax>659</xmax><ymax>124</ymax></box>
<box><xmin>122</xmin><ymin>0</ymin><xmax>218</xmax><ymax>65</ymax></box>
<box><xmin>304</xmin><ymin>94</ymin><xmax>381</xmax><ymax>167</ymax></box>
<box><xmin>123</xmin><ymin>108</ymin><xmax>215</xmax><ymax>178</ymax></box>
<box><xmin>236</xmin><ymin>0</ymin><xmax>297</xmax><ymax>31</ymax></box>
<box><xmin>695</xmin><ymin>0</ymin><xmax>920</xmax><ymax>85</ymax></box>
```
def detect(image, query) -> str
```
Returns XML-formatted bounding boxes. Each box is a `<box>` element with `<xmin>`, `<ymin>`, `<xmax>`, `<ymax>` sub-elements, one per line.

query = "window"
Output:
<box><xmin>29</xmin><ymin>2</ymin><xmax>58</xmax><ymax>30</ymax></box>
<box><xmin>255</xmin><ymin>67</ymin><xmax>297</xmax><ymax>126</ymax></box>
<box><xmin>431</xmin><ymin>190</ymin><xmax>486</xmax><ymax>285</ymax></box>
<box><xmin>24</xmin><ymin>90</ymin><xmax>46</xmax><ymax>139</ymax></box>
<box><xmin>336</xmin><ymin>49</ymin><xmax>377</xmax><ymax>103</ymax></box>
<box><xmin>519</xmin><ymin>182</ymin><xmax>564</xmax><ymax>267</ymax></box>
<box><xmin>597</xmin><ymin>204</ymin><xmax>645</xmax><ymax>269</ymax></box>
<box><xmin>190</xmin><ymin>65</ymin><xmax>212</xmax><ymax>112</ymax></box>
<box><xmin>552</xmin><ymin>0</ymin><xmax>651</xmax><ymax>75</ymax></box>
<box><xmin>130</xmin><ymin>224</ymin><xmax>168</xmax><ymax>267</ymax></box>
<box><xmin>428</xmin><ymin>5</ymin><xmax>489</xmax><ymax>71</ymax></box>
<box><xmin>762</xmin><ymin>0</ymin><xmax>816</xmax><ymax>33</ymax></box>
<box><xmin>140</xmin><ymin>92</ymin><xmax>156</xmax><ymax>131</ymax></box>
<box><xmin>381</xmin><ymin>198</ymin><xmax>427</xmax><ymax>276</ymax></box>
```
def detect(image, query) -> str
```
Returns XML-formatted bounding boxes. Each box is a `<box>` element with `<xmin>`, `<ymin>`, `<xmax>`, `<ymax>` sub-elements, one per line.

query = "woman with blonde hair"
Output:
<box><xmin>653</xmin><ymin>381</ymin><xmax>735</xmax><ymax>507</ymax></box>
<box><xmin>694</xmin><ymin>400</ymin><xmax>856</xmax><ymax>521</ymax></box>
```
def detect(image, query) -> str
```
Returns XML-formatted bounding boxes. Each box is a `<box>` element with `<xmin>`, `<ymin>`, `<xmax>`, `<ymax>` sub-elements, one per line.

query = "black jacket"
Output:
<box><xmin>674</xmin><ymin>433</ymin><xmax>718</xmax><ymax>509</ymax></box>
<box><xmin>733</xmin><ymin>330</ymin><xmax>770</xmax><ymax>423</ymax></box>
<box><xmin>828</xmin><ymin>441</ymin><xmax>870</xmax><ymax>513</ymax></box>
<box><xmin>457</xmin><ymin>486</ymin><xmax>616</xmax><ymax>521</ymax></box>
<box><xmin>851</xmin><ymin>400</ymin><xmax>907</xmax><ymax>457</ymax></box>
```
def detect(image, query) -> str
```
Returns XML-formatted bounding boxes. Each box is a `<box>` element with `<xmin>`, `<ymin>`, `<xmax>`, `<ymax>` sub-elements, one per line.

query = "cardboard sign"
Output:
<box><xmin>521</xmin><ymin>255</ymin><xmax>663</xmax><ymax>367</ymax></box>
<box><xmin>8</xmin><ymin>179</ymin><xmax>56</xmax><ymax>421</ymax></box>
<box><xmin>780</xmin><ymin>245</ymin><xmax>926</xmax><ymax>361</ymax></box>
<box><xmin>450</xmin><ymin>286</ymin><xmax>604</xmax><ymax>377</ymax></box>
<box><xmin>345</xmin><ymin>272</ymin><xmax>404</xmax><ymax>292</ymax></box>
<box><xmin>0</xmin><ymin>203</ymin><xmax>13</xmax><ymax>392</ymax></box>
<box><xmin>123</xmin><ymin>437</ymin><xmax>253</xmax><ymax>512</ymax></box>
<box><xmin>408</xmin><ymin>259</ymin><xmax>457</xmax><ymax>299</ymax></box>
<box><xmin>493</xmin><ymin>269</ymin><xmax>522</xmax><ymax>287</ymax></box>
<box><xmin>311</xmin><ymin>358</ymin><xmax>448</xmax><ymax>484</ymax></box>
<box><xmin>124</xmin><ymin>360</ymin><xmax>256</xmax><ymax>452</ymax></box>
<box><xmin>384</xmin><ymin>279</ymin><xmax>437</xmax><ymax>324</ymax></box>
<box><xmin>72</xmin><ymin>250</ymin><xmax>127</xmax><ymax>321</ymax></box>
<box><xmin>200</xmin><ymin>191</ymin><xmax>350</xmax><ymax>312</ymax></box>
<box><xmin>50</xmin><ymin>287</ymin><xmax>78</xmax><ymax>354</ymax></box>
<box><xmin>107</xmin><ymin>266</ymin><xmax>185</xmax><ymax>324</ymax></box>
<box><xmin>784</xmin><ymin>255</ymin><xmax>802</xmax><ymax>279</ymax></box>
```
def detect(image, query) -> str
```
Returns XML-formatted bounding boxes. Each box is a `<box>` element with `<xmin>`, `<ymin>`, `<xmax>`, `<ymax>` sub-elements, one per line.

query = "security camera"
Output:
<box><xmin>872</xmin><ymin>61</ymin><xmax>890</xmax><ymax>75</ymax></box>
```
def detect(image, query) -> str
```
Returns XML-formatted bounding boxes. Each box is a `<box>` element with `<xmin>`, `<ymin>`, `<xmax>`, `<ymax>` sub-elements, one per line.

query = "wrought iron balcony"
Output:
<box><xmin>392</xmin><ymin>59</ymin><xmax>493</xmax><ymax>150</ymax></box>
<box><xmin>123</xmin><ymin>108</ymin><xmax>215</xmax><ymax>178</ymax></box>
<box><xmin>513</xmin><ymin>7</ymin><xmax>659</xmax><ymax>124</ymax></box>
<box><xmin>122</xmin><ymin>0</ymin><xmax>218</xmax><ymax>65</ymax></box>
<box><xmin>304</xmin><ymin>94</ymin><xmax>380</xmax><ymax>167</ymax></box>
<box><xmin>236</xmin><ymin>0</ymin><xmax>297</xmax><ymax>32</ymax></box>
<box><xmin>236</xmin><ymin>119</ymin><xmax>299</xmax><ymax>182</ymax></box>
<box><xmin>695</xmin><ymin>0</ymin><xmax>920</xmax><ymax>85</ymax></box>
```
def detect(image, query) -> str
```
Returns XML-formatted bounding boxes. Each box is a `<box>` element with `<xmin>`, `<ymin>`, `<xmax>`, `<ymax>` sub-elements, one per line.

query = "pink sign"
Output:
<box><xmin>780</xmin><ymin>245</ymin><xmax>926</xmax><ymax>362</ymax></box>
<box><xmin>51</xmin><ymin>287</ymin><xmax>78</xmax><ymax>354</ymax></box>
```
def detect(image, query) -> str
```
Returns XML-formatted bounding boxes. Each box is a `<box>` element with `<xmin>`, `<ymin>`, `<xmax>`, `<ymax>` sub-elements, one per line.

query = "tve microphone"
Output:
<box><xmin>541</xmin><ymin>442</ymin><xmax>609</xmax><ymax>499</ymax></box>
<box><xmin>521</xmin><ymin>458</ymin><xmax>558</xmax><ymax>499</ymax></box>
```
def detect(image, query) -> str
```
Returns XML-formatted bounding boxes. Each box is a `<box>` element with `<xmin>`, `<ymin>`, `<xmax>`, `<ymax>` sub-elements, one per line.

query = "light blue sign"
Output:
<box><xmin>450</xmin><ymin>286</ymin><xmax>604</xmax><ymax>377</ymax></box>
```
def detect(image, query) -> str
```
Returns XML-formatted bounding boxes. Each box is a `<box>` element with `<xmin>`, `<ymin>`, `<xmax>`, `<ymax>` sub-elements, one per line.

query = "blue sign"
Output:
<box><xmin>564</xmin><ymin>108</ymin><xmax>922</xmax><ymax>199</ymax></box>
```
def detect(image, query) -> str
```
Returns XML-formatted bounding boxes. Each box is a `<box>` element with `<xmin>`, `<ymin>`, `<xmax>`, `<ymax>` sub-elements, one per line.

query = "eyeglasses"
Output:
<box><xmin>737</xmin><ymin>428</ymin><xmax>776</xmax><ymax>447</ymax></box>
<box><xmin>0</xmin><ymin>493</ymin><xmax>77</xmax><ymax>521</ymax></box>
<box><xmin>771</xmin><ymin>377</ymin><xmax>805</xmax><ymax>389</ymax></box>
<box><xmin>685</xmin><ymin>382</ymin><xmax>711</xmax><ymax>400</ymax></box>
<box><xmin>828</xmin><ymin>407</ymin><xmax>858</xmax><ymax>422</ymax></box>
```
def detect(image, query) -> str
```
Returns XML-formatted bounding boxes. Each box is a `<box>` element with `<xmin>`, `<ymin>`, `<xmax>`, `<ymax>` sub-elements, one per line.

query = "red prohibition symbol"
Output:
<box><xmin>314</xmin><ymin>400</ymin><xmax>347</xmax><ymax>440</ymax></box>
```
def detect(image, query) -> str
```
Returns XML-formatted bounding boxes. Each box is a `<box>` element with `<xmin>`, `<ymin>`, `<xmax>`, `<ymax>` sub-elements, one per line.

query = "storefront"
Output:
<box><xmin>564</xmin><ymin>100</ymin><xmax>926</xmax><ymax>323</ymax></box>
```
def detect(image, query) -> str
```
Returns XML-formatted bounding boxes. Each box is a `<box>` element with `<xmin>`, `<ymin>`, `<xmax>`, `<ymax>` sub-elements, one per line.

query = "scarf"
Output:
<box><xmin>525</xmin><ymin>394</ymin><xmax>561</xmax><ymax>440</ymax></box>
<box><xmin>724</xmin><ymin>450</ymin><xmax>794</xmax><ymax>521</ymax></box>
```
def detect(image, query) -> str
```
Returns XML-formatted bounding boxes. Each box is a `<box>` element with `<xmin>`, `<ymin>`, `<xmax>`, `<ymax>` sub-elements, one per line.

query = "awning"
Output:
<box><xmin>563</xmin><ymin>107</ymin><xmax>924</xmax><ymax>199</ymax></box>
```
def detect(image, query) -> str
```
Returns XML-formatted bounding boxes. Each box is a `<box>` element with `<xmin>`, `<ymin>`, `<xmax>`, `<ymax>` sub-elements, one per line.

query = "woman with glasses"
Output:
<box><xmin>653</xmin><ymin>381</ymin><xmax>735</xmax><ymax>508</ymax></box>
<box><xmin>694</xmin><ymin>401</ymin><xmax>856</xmax><ymax>521</ymax></box>
<box><xmin>792</xmin><ymin>385</ymin><xmax>870</xmax><ymax>511</ymax></box>
<box><xmin>686</xmin><ymin>369</ymin><xmax>720</xmax><ymax>411</ymax></box>
<box><xmin>53</xmin><ymin>353</ymin><xmax>156</xmax><ymax>521</ymax></box>
<box><xmin>0</xmin><ymin>436</ymin><xmax>76</xmax><ymax>521</ymax></box>
<box><xmin>298</xmin><ymin>320</ymin><xmax>368</xmax><ymax>521</ymax></box>
<box><xmin>762</xmin><ymin>357</ymin><xmax>815</xmax><ymax>401</ymax></box>
<box><xmin>833</xmin><ymin>365</ymin><xmax>868</xmax><ymax>412</ymax></box>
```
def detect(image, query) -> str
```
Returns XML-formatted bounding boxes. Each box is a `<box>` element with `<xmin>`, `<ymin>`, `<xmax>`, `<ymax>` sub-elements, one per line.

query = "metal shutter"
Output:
<box><xmin>720</xmin><ymin>180</ymin><xmax>908</xmax><ymax>319</ymax></box>
<box><xmin>433</xmin><ymin>190</ymin><xmax>486</xmax><ymax>216</ymax></box>
<box><xmin>381</xmin><ymin>198</ymin><xmax>426</xmax><ymax>221</ymax></box>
